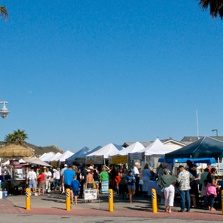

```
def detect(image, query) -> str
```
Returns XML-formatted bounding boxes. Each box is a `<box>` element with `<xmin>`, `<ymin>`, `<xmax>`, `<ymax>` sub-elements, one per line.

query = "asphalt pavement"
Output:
<box><xmin>0</xmin><ymin>191</ymin><xmax>223</xmax><ymax>222</ymax></box>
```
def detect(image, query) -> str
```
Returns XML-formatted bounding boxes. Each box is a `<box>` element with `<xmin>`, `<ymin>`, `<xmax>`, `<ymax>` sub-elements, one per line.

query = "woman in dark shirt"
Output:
<box><xmin>93</xmin><ymin>169</ymin><xmax>100</xmax><ymax>194</ymax></box>
<box><xmin>205</xmin><ymin>168</ymin><xmax>221</xmax><ymax>211</ymax></box>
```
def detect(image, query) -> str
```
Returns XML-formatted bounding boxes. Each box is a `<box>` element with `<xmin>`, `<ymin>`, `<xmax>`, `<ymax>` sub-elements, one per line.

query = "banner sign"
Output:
<box><xmin>129</xmin><ymin>152</ymin><xmax>144</xmax><ymax>161</ymax></box>
<box><xmin>86</xmin><ymin>156</ymin><xmax>104</xmax><ymax>164</ymax></box>
<box><xmin>84</xmin><ymin>189</ymin><xmax>98</xmax><ymax>200</ymax></box>
<box><xmin>109</xmin><ymin>155</ymin><xmax>127</xmax><ymax>164</ymax></box>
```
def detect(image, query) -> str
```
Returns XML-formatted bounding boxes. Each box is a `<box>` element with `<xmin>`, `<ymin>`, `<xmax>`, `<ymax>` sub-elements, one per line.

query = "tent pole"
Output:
<box><xmin>218</xmin><ymin>157</ymin><xmax>220</xmax><ymax>173</ymax></box>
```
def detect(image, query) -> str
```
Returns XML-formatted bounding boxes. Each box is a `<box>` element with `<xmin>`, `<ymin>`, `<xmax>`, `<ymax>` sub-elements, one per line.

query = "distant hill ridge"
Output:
<box><xmin>0</xmin><ymin>141</ymin><xmax>64</xmax><ymax>156</ymax></box>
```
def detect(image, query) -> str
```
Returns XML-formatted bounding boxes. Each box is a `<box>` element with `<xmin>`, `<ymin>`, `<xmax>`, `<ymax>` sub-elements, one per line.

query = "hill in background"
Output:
<box><xmin>0</xmin><ymin>141</ymin><xmax>64</xmax><ymax>156</ymax></box>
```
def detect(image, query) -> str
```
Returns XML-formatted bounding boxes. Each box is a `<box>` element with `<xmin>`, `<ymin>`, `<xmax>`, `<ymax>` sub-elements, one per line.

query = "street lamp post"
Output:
<box><xmin>0</xmin><ymin>101</ymin><xmax>9</xmax><ymax>119</ymax></box>
<box><xmin>212</xmin><ymin>129</ymin><xmax>218</xmax><ymax>137</ymax></box>
<box><xmin>0</xmin><ymin>100</ymin><xmax>9</xmax><ymax>174</ymax></box>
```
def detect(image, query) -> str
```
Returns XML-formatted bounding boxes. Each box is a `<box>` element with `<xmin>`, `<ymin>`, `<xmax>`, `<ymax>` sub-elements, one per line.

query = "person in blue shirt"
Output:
<box><xmin>71</xmin><ymin>175</ymin><xmax>80</xmax><ymax>205</ymax></box>
<box><xmin>126</xmin><ymin>170</ymin><xmax>135</xmax><ymax>203</ymax></box>
<box><xmin>62</xmin><ymin>164</ymin><xmax>76</xmax><ymax>202</ymax></box>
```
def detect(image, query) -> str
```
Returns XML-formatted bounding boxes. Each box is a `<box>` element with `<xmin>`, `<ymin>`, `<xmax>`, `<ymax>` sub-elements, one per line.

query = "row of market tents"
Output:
<box><xmin>38</xmin><ymin>137</ymin><xmax>223</xmax><ymax>167</ymax></box>
<box><xmin>37</xmin><ymin>138</ymin><xmax>177</xmax><ymax>166</ymax></box>
<box><xmin>2</xmin><ymin>136</ymin><xmax>223</xmax><ymax>168</ymax></box>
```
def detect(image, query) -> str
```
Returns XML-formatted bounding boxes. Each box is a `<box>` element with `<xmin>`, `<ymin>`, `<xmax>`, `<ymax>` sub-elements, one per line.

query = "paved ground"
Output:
<box><xmin>0</xmin><ymin>191</ymin><xmax>223</xmax><ymax>222</ymax></box>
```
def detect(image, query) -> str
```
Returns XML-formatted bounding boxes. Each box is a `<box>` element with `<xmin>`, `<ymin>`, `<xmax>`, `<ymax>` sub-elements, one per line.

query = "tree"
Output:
<box><xmin>5</xmin><ymin>129</ymin><xmax>28</xmax><ymax>145</ymax></box>
<box><xmin>199</xmin><ymin>0</ymin><xmax>223</xmax><ymax>19</ymax></box>
<box><xmin>0</xmin><ymin>6</ymin><xmax>8</xmax><ymax>19</ymax></box>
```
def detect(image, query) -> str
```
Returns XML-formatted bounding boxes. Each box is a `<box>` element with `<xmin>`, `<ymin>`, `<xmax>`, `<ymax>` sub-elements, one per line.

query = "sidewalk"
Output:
<box><xmin>0</xmin><ymin>192</ymin><xmax>223</xmax><ymax>221</ymax></box>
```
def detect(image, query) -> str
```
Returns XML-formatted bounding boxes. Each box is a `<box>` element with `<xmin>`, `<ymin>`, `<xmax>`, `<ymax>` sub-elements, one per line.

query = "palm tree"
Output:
<box><xmin>5</xmin><ymin>129</ymin><xmax>28</xmax><ymax>145</ymax></box>
<box><xmin>0</xmin><ymin>6</ymin><xmax>8</xmax><ymax>19</ymax></box>
<box><xmin>5</xmin><ymin>133</ymin><xmax>16</xmax><ymax>144</ymax></box>
<box><xmin>199</xmin><ymin>0</ymin><xmax>223</xmax><ymax>19</ymax></box>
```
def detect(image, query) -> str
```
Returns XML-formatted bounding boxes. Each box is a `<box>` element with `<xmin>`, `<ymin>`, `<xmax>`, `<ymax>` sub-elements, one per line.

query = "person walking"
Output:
<box><xmin>200</xmin><ymin>168</ymin><xmax>209</xmax><ymax>207</ymax></box>
<box><xmin>26</xmin><ymin>167</ymin><xmax>38</xmax><ymax>196</ymax></box>
<box><xmin>93</xmin><ymin>169</ymin><xmax>100</xmax><ymax>194</ymax></box>
<box><xmin>115</xmin><ymin>172</ymin><xmax>121</xmax><ymax>195</ymax></box>
<box><xmin>119</xmin><ymin>172</ymin><xmax>128</xmax><ymax>199</ymax></box>
<box><xmin>133</xmin><ymin>162</ymin><xmax>140</xmax><ymax>196</ymax></box>
<box><xmin>60</xmin><ymin>164</ymin><xmax>67</xmax><ymax>194</ymax></box>
<box><xmin>79</xmin><ymin>165</ymin><xmax>87</xmax><ymax>198</ymax></box>
<box><xmin>44</xmin><ymin>167</ymin><xmax>52</xmax><ymax>193</ymax></box>
<box><xmin>206</xmin><ymin>167</ymin><xmax>221</xmax><ymax>211</ymax></box>
<box><xmin>100</xmin><ymin>166</ymin><xmax>109</xmax><ymax>193</ymax></box>
<box><xmin>37</xmin><ymin>169</ymin><xmax>45</xmax><ymax>196</ymax></box>
<box><xmin>188</xmin><ymin>164</ymin><xmax>200</xmax><ymax>208</ymax></box>
<box><xmin>53</xmin><ymin>168</ymin><xmax>60</xmax><ymax>191</ymax></box>
<box><xmin>177</xmin><ymin>165</ymin><xmax>194</xmax><ymax>212</ymax></box>
<box><xmin>86</xmin><ymin>167</ymin><xmax>94</xmax><ymax>189</ymax></box>
<box><xmin>62</xmin><ymin>164</ymin><xmax>76</xmax><ymax>201</ymax></box>
<box><xmin>71</xmin><ymin>175</ymin><xmax>80</xmax><ymax>205</ymax></box>
<box><xmin>126</xmin><ymin>170</ymin><xmax>135</xmax><ymax>203</ymax></box>
<box><xmin>157</xmin><ymin>168</ymin><xmax>176</xmax><ymax>213</ymax></box>
<box><xmin>142</xmin><ymin>163</ymin><xmax>152</xmax><ymax>197</ymax></box>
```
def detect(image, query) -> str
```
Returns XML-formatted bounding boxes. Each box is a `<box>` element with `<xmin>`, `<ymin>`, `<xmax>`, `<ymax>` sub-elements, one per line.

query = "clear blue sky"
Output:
<box><xmin>1</xmin><ymin>1</ymin><xmax>223</xmax><ymax>153</ymax></box>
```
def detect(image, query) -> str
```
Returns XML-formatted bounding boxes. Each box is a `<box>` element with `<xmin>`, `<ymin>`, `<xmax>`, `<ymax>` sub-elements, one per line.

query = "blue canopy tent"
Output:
<box><xmin>158</xmin><ymin>157</ymin><xmax>216</xmax><ymax>164</ymax></box>
<box><xmin>165</xmin><ymin>137</ymin><xmax>223</xmax><ymax>160</ymax></box>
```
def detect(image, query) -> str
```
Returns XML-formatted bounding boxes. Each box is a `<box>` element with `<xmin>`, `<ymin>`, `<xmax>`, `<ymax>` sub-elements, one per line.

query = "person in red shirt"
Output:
<box><xmin>115</xmin><ymin>172</ymin><xmax>121</xmax><ymax>194</ymax></box>
<box><xmin>37</xmin><ymin>170</ymin><xmax>46</xmax><ymax>196</ymax></box>
<box><xmin>207</xmin><ymin>163</ymin><xmax>212</xmax><ymax>173</ymax></box>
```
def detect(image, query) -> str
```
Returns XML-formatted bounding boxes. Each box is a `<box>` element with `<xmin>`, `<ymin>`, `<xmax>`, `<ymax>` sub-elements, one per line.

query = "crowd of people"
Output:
<box><xmin>2</xmin><ymin>161</ymin><xmax>222</xmax><ymax>211</ymax></box>
<box><xmin>157</xmin><ymin>161</ymin><xmax>222</xmax><ymax>213</ymax></box>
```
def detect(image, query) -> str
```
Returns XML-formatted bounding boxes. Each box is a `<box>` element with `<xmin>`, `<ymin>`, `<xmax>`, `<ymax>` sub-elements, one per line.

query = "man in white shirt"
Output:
<box><xmin>53</xmin><ymin>168</ymin><xmax>60</xmax><ymax>190</ymax></box>
<box><xmin>133</xmin><ymin>162</ymin><xmax>140</xmax><ymax>196</ymax></box>
<box><xmin>60</xmin><ymin>164</ymin><xmax>67</xmax><ymax>193</ymax></box>
<box><xmin>44</xmin><ymin>167</ymin><xmax>52</xmax><ymax>193</ymax></box>
<box><xmin>26</xmin><ymin>167</ymin><xmax>38</xmax><ymax>196</ymax></box>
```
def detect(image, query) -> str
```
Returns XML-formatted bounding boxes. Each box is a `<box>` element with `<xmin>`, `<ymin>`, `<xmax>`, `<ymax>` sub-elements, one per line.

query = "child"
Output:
<box><xmin>126</xmin><ymin>170</ymin><xmax>136</xmax><ymax>203</ymax></box>
<box><xmin>71</xmin><ymin>175</ymin><xmax>80</xmax><ymax>205</ymax></box>
<box><xmin>115</xmin><ymin>172</ymin><xmax>121</xmax><ymax>194</ymax></box>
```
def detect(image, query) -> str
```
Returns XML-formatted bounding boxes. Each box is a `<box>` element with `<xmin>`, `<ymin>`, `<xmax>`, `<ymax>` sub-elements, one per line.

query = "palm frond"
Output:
<box><xmin>199</xmin><ymin>0</ymin><xmax>223</xmax><ymax>19</ymax></box>
<box><xmin>199</xmin><ymin>0</ymin><xmax>211</xmax><ymax>8</ymax></box>
<box><xmin>0</xmin><ymin>6</ymin><xmax>8</xmax><ymax>19</ymax></box>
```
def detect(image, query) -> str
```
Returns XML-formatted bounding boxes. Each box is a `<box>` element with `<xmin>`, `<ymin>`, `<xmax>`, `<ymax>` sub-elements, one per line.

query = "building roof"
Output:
<box><xmin>180</xmin><ymin>136</ymin><xmax>223</xmax><ymax>145</ymax></box>
<box><xmin>122</xmin><ymin>138</ymin><xmax>184</xmax><ymax>148</ymax></box>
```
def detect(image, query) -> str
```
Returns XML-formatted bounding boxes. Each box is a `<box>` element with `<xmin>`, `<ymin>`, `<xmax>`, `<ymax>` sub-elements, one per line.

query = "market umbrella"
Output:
<box><xmin>0</xmin><ymin>144</ymin><xmax>34</xmax><ymax>158</ymax></box>
<box><xmin>23</xmin><ymin>157</ymin><xmax>51</xmax><ymax>167</ymax></box>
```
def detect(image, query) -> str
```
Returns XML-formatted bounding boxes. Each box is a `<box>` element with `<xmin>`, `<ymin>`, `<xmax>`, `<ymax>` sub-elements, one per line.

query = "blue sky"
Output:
<box><xmin>1</xmin><ymin>1</ymin><xmax>223</xmax><ymax>153</ymax></box>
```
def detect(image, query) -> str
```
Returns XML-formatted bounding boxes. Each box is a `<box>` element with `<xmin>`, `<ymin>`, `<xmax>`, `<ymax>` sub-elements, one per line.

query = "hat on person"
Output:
<box><xmin>43</xmin><ymin>166</ymin><xmax>46</xmax><ymax>169</ymax></box>
<box><xmin>135</xmin><ymin>162</ymin><xmax>140</xmax><ymax>166</ymax></box>
<box><xmin>89</xmin><ymin>166</ymin><xmax>94</xmax><ymax>170</ymax></box>
<box><xmin>64</xmin><ymin>164</ymin><xmax>68</xmax><ymax>167</ymax></box>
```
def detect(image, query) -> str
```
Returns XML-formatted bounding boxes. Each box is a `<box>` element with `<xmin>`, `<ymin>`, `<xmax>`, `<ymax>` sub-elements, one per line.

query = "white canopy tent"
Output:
<box><xmin>139</xmin><ymin>138</ymin><xmax>176</xmax><ymax>168</ymax></box>
<box><xmin>87</xmin><ymin>143</ymin><xmax>123</xmax><ymax>159</ymax></box>
<box><xmin>115</xmin><ymin>142</ymin><xmax>145</xmax><ymax>155</ymax></box>
<box><xmin>49</xmin><ymin>152</ymin><xmax>63</xmax><ymax>162</ymax></box>
<box><xmin>56</xmin><ymin>150</ymin><xmax>74</xmax><ymax>162</ymax></box>
<box><xmin>39</xmin><ymin>152</ymin><xmax>55</xmax><ymax>162</ymax></box>
<box><xmin>140</xmin><ymin>138</ymin><xmax>174</xmax><ymax>155</ymax></box>
<box><xmin>39</xmin><ymin>153</ymin><xmax>47</xmax><ymax>160</ymax></box>
<box><xmin>23</xmin><ymin>157</ymin><xmax>51</xmax><ymax>167</ymax></box>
